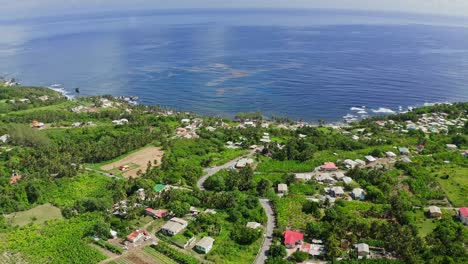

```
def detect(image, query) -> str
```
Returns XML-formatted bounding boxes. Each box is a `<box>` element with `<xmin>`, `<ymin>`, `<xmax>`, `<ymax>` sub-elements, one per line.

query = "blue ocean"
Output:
<box><xmin>1</xmin><ymin>9</ymin><xmax>468</xmax><ymax>122</ymax></box>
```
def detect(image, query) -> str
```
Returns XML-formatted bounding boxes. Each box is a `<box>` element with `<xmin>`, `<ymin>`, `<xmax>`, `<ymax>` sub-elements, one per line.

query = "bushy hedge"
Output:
<box><xmin>151</xmin><ymin>242</ymin><xmax>198</xmax><ymax>264</ymax></box>
<box><xmin>94</xmin><ymin>239</ymin><xmax>123</xmax><ymax>254</ymax></box>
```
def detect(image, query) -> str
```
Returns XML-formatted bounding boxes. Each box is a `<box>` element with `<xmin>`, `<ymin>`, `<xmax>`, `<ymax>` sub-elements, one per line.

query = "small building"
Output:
<box><xmin>344</xmin><ymin>159</ymin><xmax>358</xmax><ymax>169</ymax></box>
<box><xmin>385</xmin><ymin>151</ymin><xmax>397</xmax><ymax>158</ymax></box>
<box><xmin>295</xmin><ymin>173</ymin><xmax>313</xmax><ymax>181</ymax></box>
<box><xmin>333</xmin><ymin>171</ymin><xmax>345</xmax><ymax>180</ymax></box>
<box><xmin>283</xmin><ymin>230</ymin><xmax>304</xmax><ymax>248</ymax></box>
<box><xmin>189</xmin><ymin>206</ymin><xmax>201</xmax><ymax>216</ymax></box>
<box><xmin>401</xmin><ymin>157</ymin><xmax>412</xmax><ymax>163</ymax></box>
<box><xmin>153</xmin><ymin>184</ymin><xmax>166</xmax><ymax>192</ymax></box>
<box><xmin>428</xmin><ymin>206</ymin><xmax>442</xmax><ymax>219</ymax></box>
<box><xmin>112</xmin><ymin>119</ymin><xmax>129</xmax><ymax>125</ymax></box>
<box><xmin>31</xmin><ymin>120</ymin><xmax>45</xmax><ymax>128</ymax></box>
<box><xmin>317</xmin><ymin>175</ymin><xmax>336</xmax><ymax>185</ymax></box>
<box><xmin>356</xmin><ymin>243</ymin><xmax>370</xmax><ymax>257</ymax></box>
<box><xmin>458</xmin><ymin>208</ymin><xmax>468</xmax><ymax>225</ymax></box>
<box><xmin>246</xmin><ymin>222</ymin><xmax>262</xmax><ymax>229</ymax></box>
<box><xmin>235</xmin><ymin>158</ymin><xmax>254</xmax><ymax>168</ymax></box>
<box><xmin>145</xmin><ymin>208</ymin><xmax>168</xmax><ymax>219</ymax></box>
<box><xmin>161</xmin><ymin>217</ymin><xmax>188</xmax><ymax>236</ymax></box>
<box><xmin>446</xmin><ymin>144</ymin><xmax>458</xmax><ymax>150</ymax></box>
<box><xmin>364</xmin><ymin>155</ymin><xmax>376</xmax><ymax>164</ymax></box>
<box><xmin>354</xmin><ymin>159</ymin><xmax>366</xmax><ymax>166</ymax></box>
<box><xmin>342</xmin><ymin>177</ymin><xmax>353</xmax><ymax>185</ymax></box>
<box><xmin>309</xmin><ymin>243</ymin><xmax>325</xmax><ymax>257</ymax></box>
<box><xmin>278</xmin><ymin>183</ymin><xmax>288</xmax><ymax>194</ymax></box>
<box><xmin>0</xmin><ymin>134</ymin><xmax>9</xmax><ymax>143</ymax></box>
<box><xmin>398</xmin><ymin>147</ymin><xmax>410</xmax><ymax>156</ymax></box>
<box><xmin>119</xmin><ymin>165</ymin><xmax>130</xmax><ymax>171</ymax></box>
<box><xmin>10</xmin><ymin>173</ymin><xmax>22</xmax><ymax>184</ymax></box>
<box><xmin>462</xmin><ymin>150</ymin><xmax>468</xmax><ymax>158</ymax></box>
<box><xmin>127</xmin><ymin>230</ymin><xmax>145</xmax><ymax>243</ymax></box>
<box><xmin>352</xmin><ymin>188</ymin><xmax>365</xmax><ymax>200</ymax></box>
<box><xmin>195</xmin><ymin>236</ymin><xmax>214</xmax><ymax>254</ymax></box>
<box><xmin>204</xmin><ymin>209</ymin><xmax>217</xmax><ymax>214</ymax></box>
<box><xmin>330</xmin><ymin>186</ymin><xmax>345</xmax><ymax>197</ymax></box>
<box><xmin>300</xmin><ymin>243</ymin><xmax>311</xmax><ymax>254</ymax></box>
<box><xmin>320</xmin><ymin>162</ymin><xmax>338</xmax><ymax>171</ymax></box>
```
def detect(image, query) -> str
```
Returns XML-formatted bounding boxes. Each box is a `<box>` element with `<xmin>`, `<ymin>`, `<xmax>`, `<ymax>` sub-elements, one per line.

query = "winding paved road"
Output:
<box><xmin>255</xmin><ymin>199</ymin><xmax>275</xmax><ymax>264</ymax></box>
<box><xmin>197</xmin><ymin>149</ymin><xmax>256</xmax><ymax>190</ymax></box>
<box><xmin>195</xmin><ymin>148</ymin><xmax>277</xmax><ymax>264</ymax></box>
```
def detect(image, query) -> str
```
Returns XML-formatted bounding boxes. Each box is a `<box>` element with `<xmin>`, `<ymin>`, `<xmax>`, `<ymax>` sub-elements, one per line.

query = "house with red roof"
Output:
<box><xmin>283</xmin><ymin>230</ymin><xmax>304</xmax><ymax>248</ymax></box>
<box><xmin>145</xmin><ymin>208</ymin><xmax>168</xmax><ymax>219</ymax></box>
<box><xmin>10</xmin><ymin>174</ymin><xmax>22</xmax><ymax>184</ymax></box>
<box><xmin>126</xmin><ymin>230</ymin><xmax>144</xmax><ymax>243</ymax></box>
<box><xmin>320</xmin><ymin>162</ymin><xmax>338</xmax><ymax>171</ymax></box>
<box><xmin>300</xmin><ymin>243</ymin><xmax>311</xmax><ymax>254</ymax></box>
<box><xmin>459</xmin><ymin>208</ymin><xmax>468</xmax><ymax>225</ymax></box>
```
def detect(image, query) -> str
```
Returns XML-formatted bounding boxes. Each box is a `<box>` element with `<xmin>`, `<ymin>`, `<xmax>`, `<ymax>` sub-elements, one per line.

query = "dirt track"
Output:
<box><xmin>101</xmin><ymin>147</ymin><xmax>164</xmax><ymax>178</ymax></box>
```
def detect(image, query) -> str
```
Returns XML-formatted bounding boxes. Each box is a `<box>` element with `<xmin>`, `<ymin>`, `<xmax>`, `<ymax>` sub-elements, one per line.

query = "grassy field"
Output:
<box><xmin>253</xmin><ymin>172</ymin><xmax>284</xmax><ymax>184</ymax></box>
<box><xmin>432</xmin><ymin>166</ymin><xmax>468</xmax><ymax>207</ymax></box>
<box><xmin>5</xmin><ymin>203</ymin><xmax>63</xmax><ymax>227</ymax></box>
<box><xmin>210</xmin><ymin>149</ymin><xmax>248</xmax><ymax>166</ymax></box>
<box><xmin>413</xmin><ymin>210</ymin><xmax>438</xmax><ymax>237</ymax></box>
<box><xmin>274</xmin><ymin>195</ymin><xmax>316</xmax><ymax>230</ymax></box>
<box><xmin>206</xmin><ymin>220</ymin><xmax>262</xmax><ymax>264</ymax></box>
<box><xmin>48</xmin><ymin>172</ymin><xmax>114</xmax><ymax>207</ymax></box>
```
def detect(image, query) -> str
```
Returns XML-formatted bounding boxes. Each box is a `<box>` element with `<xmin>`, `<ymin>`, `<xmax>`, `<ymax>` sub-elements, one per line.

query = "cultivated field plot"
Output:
<box><xmin>5</xmin><ymin>203</ymin><xmax>63</xmax><ymax>227</ymax></box>
<box><xmin>101</xmin><ymin>147</ymin><xmax>164</xmax><ymax>178</ymax></box>
<box><xmin>108</xmin><ymin>247</ymin><xmax>176</xmax><ymax>264</ymax></box>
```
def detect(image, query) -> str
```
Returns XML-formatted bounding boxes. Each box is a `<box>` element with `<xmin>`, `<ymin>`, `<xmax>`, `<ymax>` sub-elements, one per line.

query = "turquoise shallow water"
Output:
<box><xmin>1</xmin><ymin>9</ymin><xmax>468</xmax><ymax>121</ymax></box>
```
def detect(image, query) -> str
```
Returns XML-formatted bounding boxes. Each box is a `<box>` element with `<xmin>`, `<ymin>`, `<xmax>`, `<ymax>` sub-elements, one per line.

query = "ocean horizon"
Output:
<box><xmin>1</xmin><ymin>9</ymin><xmax>468</xmax><ymax>122</ymax></box>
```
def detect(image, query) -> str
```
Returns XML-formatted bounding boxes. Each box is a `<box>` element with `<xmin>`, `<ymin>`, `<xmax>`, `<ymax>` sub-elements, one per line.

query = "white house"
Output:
<box><xmin>278</xmin><ymin>184</ymin><xmax>288</xmax><ymax>194</ymax></box>
<box><xmin>446</xmin><ymin>144</ymin><xmax>458</xmax><ymax>150</ymax></box>
<box><xmin>428</xmin><ymin>206</ymin><xmax>442</xmax><ymax>218</ymax></box>
<box><xmin>398</xmin><ymin>147</ymin><xmax>410</xmax><ymax>156</ymax></box>
<box><xmin>330</xmin><ymin>186</ymin><xmax>345</xmax><ymax>197</ymax></box>
<box><xmin>344</xmin><ymin>159</ymin><xmax>358</xmax><ymax>169</ymax></box>
<box><xmin>342</xmin><ymin>177</ymin><xmax>353</xmax><ymax>185</ymax></box>
<box><xmin>352</xmin><ymin>188</ymin><xmax>365</xmax><ymax>200</ymax></box>
<box><xmin>195</xmin><ymin>237</ymin><xmax>214</xmax><ymax>254</ymax></box>
<box><xmin>161</xmin><ymin>217</ymin><xmax>188</xmax><ymax>236</ymax></box>
<box><xmin>364</xmin><ymin>155</ymin><xmax>376</xmax><ymax>164</ymax></box>
<box><xmin>0</xmin><ymin>134</ymin><xmax>9</xmax><ymax>143</ymax></box>
<box><xmin>246</xmin><ymin>222</ymin><xmax>262</xmax><ymax>229</ymax></box>
<box><xmin>385</xmin><ymin>151</ymin><xmax>397</xmax><ymax>158</ymax></box>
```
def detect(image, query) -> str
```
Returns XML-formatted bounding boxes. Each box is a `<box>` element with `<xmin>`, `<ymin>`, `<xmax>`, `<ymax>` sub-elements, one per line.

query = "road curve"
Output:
<box><xmin>197</xmin><ymin>149</ymin><xmax>256</xmax><ymax>190</ymax></box>
<box><xmin>255</xmin><ymin>199</ymin><xmax>275</xmax><ymax>264</ymax></box>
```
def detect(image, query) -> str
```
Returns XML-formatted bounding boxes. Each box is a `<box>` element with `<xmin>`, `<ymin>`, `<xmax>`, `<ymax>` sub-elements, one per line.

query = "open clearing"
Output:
<box><xmin>101</xmin><ymin>147</ymin><xmax>164</xmax><ymax>178</ymax></box>
<box><xmin>433</xmin><ymin>167</ymin><xmax>468</xmax><ymax>207</ymax></box>
<box><xmin>5</xmin><ymin>203</ymin><xmax>63</xmax><ymax>227</ymax></box>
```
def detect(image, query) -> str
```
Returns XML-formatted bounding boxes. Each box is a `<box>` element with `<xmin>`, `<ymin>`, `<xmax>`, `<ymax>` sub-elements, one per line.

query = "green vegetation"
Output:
<box><xmin>93</xmin><ymin>239</ymin><xmax>123</xmax><ymax>254</ymax></box>
<box><xmin>151</xmin><ymin>242</ymin><xmax>198</xmax><ymax>264</ymax></box>
<box><xmin>5</xmin><ymin>203</ymin><xmax>63</xmax><ymax>227</ymax></box>
<box><xmin>0</xmin><ymin>86</ymin><xmax>466</xmax><ymax>264</ymax></box>
<box><xmin>0</xmin><ymin>213</ymin><xmax>108</xmax><ymax>264</ymax></box>
<box><xmin>432</xmin><ymin>166</ymin><xmax>468</xmax><ymax>207</ymax></box>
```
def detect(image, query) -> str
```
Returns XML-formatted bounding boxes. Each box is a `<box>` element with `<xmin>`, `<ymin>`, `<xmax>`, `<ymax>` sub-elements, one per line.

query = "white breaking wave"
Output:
<box><xmin>371</xmin><ymin>107</ymin><xmax>395</xmax><ymax>114</ymax></box>
<box><xmin>357</xmin><ymin>110</ymin><xmax>367</xmax><ymax>114</ymax></box>
<box><xmin>350</xmin><ymin>107</ymin><xmax>366</xmax><ymax>111</ymax></box>
<box><xmin>49</xmin><ymin>85</ymin><xmax>73</xmax><ymax>99</ymax></box>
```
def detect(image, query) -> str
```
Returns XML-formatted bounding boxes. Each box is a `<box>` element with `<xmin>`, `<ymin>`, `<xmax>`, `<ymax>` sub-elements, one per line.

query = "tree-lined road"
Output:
<box><xmin>255</xmin><ymin>199</ymin><xmax>275</xmax><ymax>264</ymax></box>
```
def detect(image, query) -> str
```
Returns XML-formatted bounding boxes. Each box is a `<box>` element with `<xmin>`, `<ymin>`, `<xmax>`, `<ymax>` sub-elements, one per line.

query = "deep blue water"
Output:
<box><xmin>1</xmin><ymin>9</ymin><xmax>468</xmax><ymax>122</ymax></box>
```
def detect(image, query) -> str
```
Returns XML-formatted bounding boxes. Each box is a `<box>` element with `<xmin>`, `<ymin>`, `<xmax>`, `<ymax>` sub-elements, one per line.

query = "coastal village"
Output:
<box><xmin>0</xmin><ymin>84</ymin><xmax>467</xmax><ymax>264</ymax></box>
